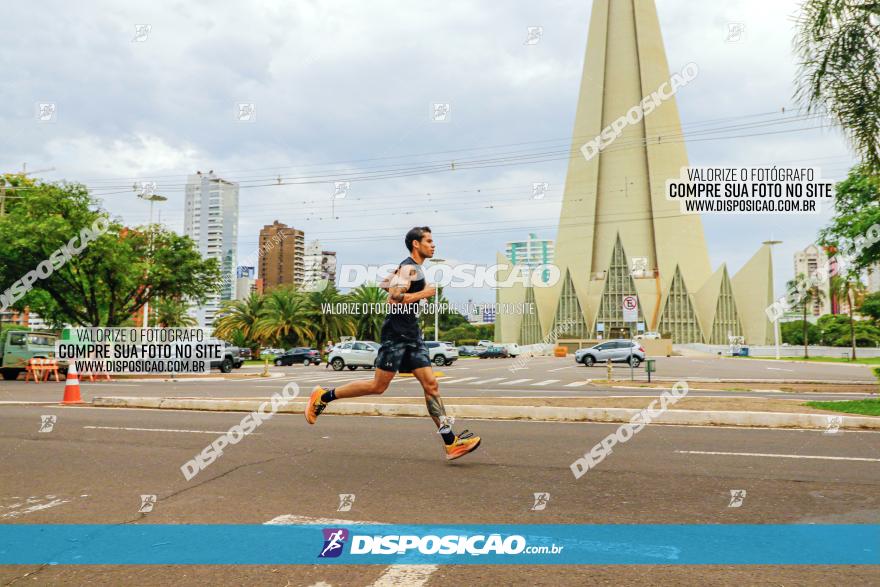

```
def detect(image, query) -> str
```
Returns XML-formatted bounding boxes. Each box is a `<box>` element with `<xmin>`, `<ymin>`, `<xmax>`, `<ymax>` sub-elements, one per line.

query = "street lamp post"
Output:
<box><xmin>427</xmin><ymin>258</ymin><xmax>445</xmax><ymax>342</ymax></box>
<box><xmin>137</xmin><ymin>191</ymin><xmax>168</xmax><ymax>328</ymax></box>
<box><xmin>763</xmin><ymin>240</ymin><xmax>783</xmax><ymax>360</ymax></box>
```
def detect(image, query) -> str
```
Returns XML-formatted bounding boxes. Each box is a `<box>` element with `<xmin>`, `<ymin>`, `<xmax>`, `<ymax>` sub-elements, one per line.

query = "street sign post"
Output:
<box><xmin>622</xmin><ymin>296</ymin><xmax>638</xmax><ymax>380</ymax></box>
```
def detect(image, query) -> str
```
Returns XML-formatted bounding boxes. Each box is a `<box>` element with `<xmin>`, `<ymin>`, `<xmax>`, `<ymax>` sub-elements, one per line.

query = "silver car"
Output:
<box><xmin>328</xmin><ymin>341</ymin><xmax>379</xmax><ymax>371</ymax></box>
<box><xmin>575</xmin><ymin>340</ymin><xmax>646</xmax><ymax>367</ymax></box>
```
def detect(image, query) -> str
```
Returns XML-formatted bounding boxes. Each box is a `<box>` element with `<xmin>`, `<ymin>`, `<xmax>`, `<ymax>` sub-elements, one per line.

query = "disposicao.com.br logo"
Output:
<box><xmin>318</xmin><ymin>529</ymin><xmax>563</xmax><ymax>557</ymax></box>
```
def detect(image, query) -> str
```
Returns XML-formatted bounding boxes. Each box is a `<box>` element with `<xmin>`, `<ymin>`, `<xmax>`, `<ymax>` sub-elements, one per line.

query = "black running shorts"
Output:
<box><xmin>375</xmin><ymin>339</ymin><xmax>431</xmax><ymax>373</ymax></box>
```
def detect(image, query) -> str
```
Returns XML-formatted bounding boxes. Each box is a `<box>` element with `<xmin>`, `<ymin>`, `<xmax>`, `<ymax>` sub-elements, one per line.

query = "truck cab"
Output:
<box><xmin>0</xmin><ymin>330</ymin><xmax>59</xmax><ymax>380</ymax></box>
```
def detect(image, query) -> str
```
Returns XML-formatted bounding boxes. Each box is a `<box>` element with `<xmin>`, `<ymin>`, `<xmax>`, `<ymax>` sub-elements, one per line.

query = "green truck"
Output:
<box><xmin>0</xmin><ymin>330</ymin><xmax>59</xmax><ymax>380</ymax></box>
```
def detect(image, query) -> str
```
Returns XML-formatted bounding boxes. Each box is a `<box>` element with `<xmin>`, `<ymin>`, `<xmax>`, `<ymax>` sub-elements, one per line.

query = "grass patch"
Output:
<box><xmin>805</xmin><ymin>398</ymin><xmax>880</xmax><ymax>416</ymax></box>
<box><xmin>740</xmin><ymin>356</ymin><xmax>880</xmax><ymax>365</ymax></box>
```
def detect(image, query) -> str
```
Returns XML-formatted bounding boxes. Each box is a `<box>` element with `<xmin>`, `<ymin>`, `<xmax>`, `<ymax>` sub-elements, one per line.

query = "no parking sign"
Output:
<box><xmin>622</xmin><ymin>295</ymin><xmax>638</xmax><ymax>322</ymax></box>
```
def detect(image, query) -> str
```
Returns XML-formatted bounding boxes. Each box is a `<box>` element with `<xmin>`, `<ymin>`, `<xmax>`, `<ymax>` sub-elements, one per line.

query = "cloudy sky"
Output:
<box><xmin>1</xmin><ymin>0</ymin><xmax>856</xmax><ymax>305</ymax></box>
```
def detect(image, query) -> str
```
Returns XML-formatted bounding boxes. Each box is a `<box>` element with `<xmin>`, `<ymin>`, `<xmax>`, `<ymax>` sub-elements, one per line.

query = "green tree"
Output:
<box><xmin>788</xmin><ymin>274</ymin><xmax>826</xmax><ymax>358</ymax></box>
<box><xmin>254</xmin><ymin>286</ymin><xmax>313</xmax><ymax>348</ymax></box>
<box><xmin>858</xmin><ymin>291</ymin><xmax>880</xmax><ymax>322</ymax></box>
<box><xmin>819</xmin><ymin>166</ymin><xmax>880</xmax><ymax>272</ymax></box>
<box><xmin>348</xmin><ymin>284</ymin><xmax>387</xmax><ymax>341</ymax></box>
<box><xmin>795</xmin><ymin>1</ymin><xmax>880</xmax><ymax>172</ymax></box>
<box><xmin>153</xmin><ymin>297</ymin><xmax>197</xmax><ymax>328</ymax></box>
<box><xmin>781</xmin><ymin>320</ymin><xmax>821</xmax><ymax>346</ymax></box>
<box><xmin>304</xmin><ymin>284</ymin><xmax>355</xmax><ymax>351</ymax></box>
<box><xmin>830</xmin><ymin>274</ymin><xmax>866</xmax><ymax>358</ymax></box>
<box><xmin>213</xmin><ymin>292</ymin><xmax>266</xmax><ymax>348</ymax></box>
<box><xmin>0</xmin><ymin>181</ymin><xmax>220</xmax><ymax>326</ymax></box>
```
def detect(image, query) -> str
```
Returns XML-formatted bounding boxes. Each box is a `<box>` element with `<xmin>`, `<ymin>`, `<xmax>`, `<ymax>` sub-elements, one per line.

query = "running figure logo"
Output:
<box><xmin>728</xmin><ymin>489</ymin><xmax>747</xmax><ymax>508</ymax></box>
<box><xmin>38</xmin><ymin>415</ymin><xmax>57</xmax><ymax>433</ymax></box>
<box><xmin>530</xmin><ymin>492</ymin><xmax>550</xmax><ymax>511</ymax></box>
<box><xmin>138</xmin><ymin>494</ymin><xmax>157</xmax><ymax>513</ymax></box>
<box><xmin>318</xmin><ymin>528</ymin><xmax>349</xmax><ymax>558</ymax></box>
<box><xmin>337</xmin><ymin>493</ymin><xmax>355</xmax><ymax>512</ymax></box>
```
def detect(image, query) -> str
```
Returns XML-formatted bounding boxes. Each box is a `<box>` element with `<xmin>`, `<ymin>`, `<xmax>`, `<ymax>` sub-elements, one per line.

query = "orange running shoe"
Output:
<box><xmin>305</xmin><ymin>386</ymin><xmax>328</xmax><ymax>425</ymax></box>
<box><xmin>445</xmin><ymin>430</ymin><xmax>481</xmax><ymax>461</ymax></box>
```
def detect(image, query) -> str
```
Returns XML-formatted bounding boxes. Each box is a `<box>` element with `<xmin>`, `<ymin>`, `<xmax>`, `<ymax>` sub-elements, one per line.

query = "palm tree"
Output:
<box><xmin>795</xmin><ymin>1</ymin><xmax>880</xmax><ymax>173</ymax></box>
<box><xmin>304</xmin><ymin>284</ymin><xmax>356</xmax><ymax>352</ymax></box>
<box><xmin>348</xmin><ymin>284</ymin><xmax>387</xmax><ymax>341</ymax></box>
<box><xmin>153</xmin><ymin>298</ymin><xmax>197</xmax><ymax>327</ymax></box>
<box><xmin>790</xmin><ymin>273</ymin><xmax>827</xmax><ymax>358</ymax></box>
<box><xmin>213</xmin><ymin>292</ymin><xmax>266</xmax><ymax>347</ymax></box>
<box><xmin>254</xmin><ymin>286</ymin><xmax>314</xmax><ymax>349</ymax></box>
<box><xmin>831</xmin><ymin>274</ymin><xmax>866</xmax><ymax>360</ymax></box>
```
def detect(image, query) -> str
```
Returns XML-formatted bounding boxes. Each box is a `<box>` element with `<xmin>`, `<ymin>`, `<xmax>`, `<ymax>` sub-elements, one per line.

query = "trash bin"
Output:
<box><xmin>739</xmin><ymin>347</ymin><xmax>749</xmax><ymax>357</ymax></box>
<box><xmin>645</xmin><ymin>359</ymin><xmax>656</xmax><ymax>382</ymax></box>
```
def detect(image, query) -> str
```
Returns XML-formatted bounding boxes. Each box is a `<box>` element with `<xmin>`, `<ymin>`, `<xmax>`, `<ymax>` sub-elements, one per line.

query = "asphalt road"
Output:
<box><xmin>1</xmin><ymin>404</ymin><xmax>878</xmax><ymax>585</ymax></box>
<box><xmin>0</xmin><ymin>356</ymin><xmax>874</xmax><ymax>405</ymax></box>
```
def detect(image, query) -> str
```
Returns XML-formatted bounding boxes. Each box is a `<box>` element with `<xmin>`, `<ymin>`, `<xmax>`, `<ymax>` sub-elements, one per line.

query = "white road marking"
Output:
<box><xmin>564</xmin><ymin>381</ymin><xmax>589</xmax><ymax>387</ymax></box>
<box><xmin>264</xmin><ymin>514</ymin><xmax>438</xmax><ymax>587</ymax></box>
<box><xmin>469</xmin><ymin>378</ymin><xmax>507</xmax><ymax>385</ymax></box>
<box><xmin>442</xmin><ymin>377</ymin><xmax>479</xmax><ymax>384</ymax></box>
<box><xmin>548</xmin><ymin>366</ymin><xmax>577</xmax><ymax>372</ymax></box>
<box><xmin>676</xmin><ymin>450</ymin><xmax>880</xmax><ymax>462</ymax></box>
<box><xmin>500</xmin><ymin>379</ymin><xmax>533</xmax><ymax>385</ymax></box>
<box><xmin>0</xmin><ymin>496</ymin><xmax>72</xmax><ymax>519</ymax></box>
<box><xmin>766</xmin><ymin>367</ymin><xmax>794</xmax><ymax>372</ymax></box>
<box><xmin>371</xmin><ymin>565</ymin><xmax>437</xmax><ymax>586</ymax></box>
<box><xmin>532</xmin><ymin>379</ymin><xmax>561</xmax><ymax>386</ymax></box>
<box><xmin>83</xmin><ymin>426</ymin><xmax>249</xmax><ymax>434</ymax></box>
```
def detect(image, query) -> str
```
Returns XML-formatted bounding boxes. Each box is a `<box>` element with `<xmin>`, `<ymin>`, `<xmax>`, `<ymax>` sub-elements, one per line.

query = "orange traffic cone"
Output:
<box><xmin>62</xmin><ymin>364</ymin><xmax>83</xmax><ymax>404</ymax></box>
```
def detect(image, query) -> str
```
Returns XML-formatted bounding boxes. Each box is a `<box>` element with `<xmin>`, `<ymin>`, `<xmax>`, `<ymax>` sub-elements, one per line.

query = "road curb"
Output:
<box><xmin>90</xmin><ymin>396</ymin><xmax>880</xmax><ymax>430</ymax></box>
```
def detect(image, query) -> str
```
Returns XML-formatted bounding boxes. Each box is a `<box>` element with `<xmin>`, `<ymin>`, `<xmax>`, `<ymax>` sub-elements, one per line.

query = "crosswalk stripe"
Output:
<box><xmin>565</xmin><ymin>381</ymin><xmax>589</xmax><ymax>387</ymax></box>
<box><xmin>442</xmin><ymin>377</ymin><xmax>479</xmax><ymax>384</ymax></box>
<box><xmin>532</xmin><ymin>379</ymin><xmax>560</xmax><ymax>386</ymax></box>
<box><xmin>500</xmin><ymin>379</ymin><xmax>533</xmax><ymax>385</ymax></box>
<box><xmin>469</xmin><ymin>377</ymin><xmax>506</xmax><ymax>385</ymax></box>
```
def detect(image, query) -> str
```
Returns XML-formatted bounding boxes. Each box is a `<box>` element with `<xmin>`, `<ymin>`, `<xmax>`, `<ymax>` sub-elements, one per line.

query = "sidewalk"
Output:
<box><xmin>88</xmin><ymin>394</ymin><xmax>880</xmax><ymax>431</ymax></box>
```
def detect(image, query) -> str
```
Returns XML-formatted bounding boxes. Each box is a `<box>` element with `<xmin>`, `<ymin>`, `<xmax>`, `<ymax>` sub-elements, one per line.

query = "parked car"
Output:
<box><xmin>211</xmin><ymin>345</ymin><xmax>245</xmax><ymax>373</ymax></box>
<box><xmin>238</xmin><ymin>348</ymin><xmax>253</xmax><ymax>360</ymax></box>
<box><xmin>425</xmin><ymin>341</ymin><xmax>459</xmax><ymax>366</ymax></box>
<box><xmin>274</xmin><ymin>347</ymin><xmax>322</xmax><ymax>366</ymax></box>
<box><xmin>476</xmin><ymin>340</ymin><xmax>493</xmax><ymax>349</ymax></box>
<box><xmin>477</xmin><ymin>345</ymin><xmax>509</xmax><ymax>359</ymax></box>
<box><xmin>0</xmin><ymin>330</ymin><xmax>59</xmax><ymax>381</ymax></box>
<box><xmin>260</xmin><ymin>348</ymin><xmax>284</xmax><ymax>358</ymax></box>
<box><xmin>575</xmin><ymin>340</ymin><xmax>646</xmax><ymax>367</ymax></box>
<box><xmin>502</xmin><ymin>342</ymin><xmax>521</xmax><ymax>357</ymax></box>
<box><xmin>328</xmin><ymin>341</ymin><xmax>379</xmax><ymax>371</ymax></box>
<box><xmin>634</xmin><ymin>332</ymin><xmax>661</xmax><ymax>340</ymax></box>
<box><xmin>457</xmin><ymin>345</ymin><xmax>479</xmax><ymax>357</ymax></box>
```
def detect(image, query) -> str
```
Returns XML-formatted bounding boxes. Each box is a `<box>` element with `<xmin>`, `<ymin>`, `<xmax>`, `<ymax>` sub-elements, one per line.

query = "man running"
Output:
<box><xmin>305</xmin><ymin>226</ymin><xmax>481</xmax><ymax>461</ymax></box>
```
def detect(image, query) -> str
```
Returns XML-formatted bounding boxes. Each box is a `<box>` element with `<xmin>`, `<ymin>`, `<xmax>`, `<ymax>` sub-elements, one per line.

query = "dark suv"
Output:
<box><xmin>274</xmin><ymin>347</ymin><xmax>322</xmax><ymax>366</ymax></box>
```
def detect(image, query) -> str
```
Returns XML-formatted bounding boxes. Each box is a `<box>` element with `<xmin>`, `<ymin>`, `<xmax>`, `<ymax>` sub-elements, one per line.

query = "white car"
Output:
<box><xmin>502</xmin><ymin>343</ymin><xmax>521</xmax><ymax>357</ymax></box>
<box><xmin>425</xmin><ymin>341</ymin><xmax>459</xmax><ymax>366</ymax></box>
<box><xmin>328</xmin><ymin>341</ymin><xmax>379</xmax><ymax>371</ymax></box>
<box><xmin>634</xmin><ymin>332</ymin><xmax>661</xmax><ymax>340</ymax></box>
<box><xmin>476</xmin><ymin>340</ymin><xmax>493</xmax><ymax>349</ymax></box>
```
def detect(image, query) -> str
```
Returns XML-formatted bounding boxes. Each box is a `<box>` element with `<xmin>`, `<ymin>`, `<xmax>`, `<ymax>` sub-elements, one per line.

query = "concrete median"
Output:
<box><xmin>90</xmin><ymin>396</ymin><xmax>880</xmax><ymax>431</ymax></box>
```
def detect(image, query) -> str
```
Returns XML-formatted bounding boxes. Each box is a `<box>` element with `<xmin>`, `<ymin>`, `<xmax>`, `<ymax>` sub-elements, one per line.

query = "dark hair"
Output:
<box><xmin>405</xmin><ymin>226</ymin><xmax>431</xmax><ymax>252</ymax></box>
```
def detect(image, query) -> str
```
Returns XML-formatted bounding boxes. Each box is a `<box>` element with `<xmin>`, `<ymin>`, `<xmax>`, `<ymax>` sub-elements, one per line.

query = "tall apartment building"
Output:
<box><xmin>793</xmin><ymin>244</ymin><xmax>833</xmax><ymax>318</ymax></box>
<box><xmin>303</xmin><ymin>240</ymin><xmax>338</xmax><ymax>289</ymax></box>
<box><xmin>235</xmin><ymin>266</ymin><xmax>256</xmax><ymax>300</ymax></box>
<box><xmin>183</xmin><ymin>170</ymin><xmax>239</xmax><ymax>327</ymax></box>
<box><xmin>504</xmin><ymin>233</ymin><xmax>555</xmax><ymax>284</ymax></box>
<box><xmin>259</xmin><ymin>221</ymin><xmax>305</xmax><ymax>290</ymax></box>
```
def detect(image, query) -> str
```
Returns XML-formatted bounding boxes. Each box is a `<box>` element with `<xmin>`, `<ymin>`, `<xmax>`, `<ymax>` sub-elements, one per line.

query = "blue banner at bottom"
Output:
<box><xmin>0</xmin><ymin>524</ymin><xmax>877</xmax><ymax>565</ymax></box>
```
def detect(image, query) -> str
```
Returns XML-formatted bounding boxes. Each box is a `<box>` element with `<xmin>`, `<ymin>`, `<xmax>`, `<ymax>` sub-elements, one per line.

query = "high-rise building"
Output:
<box><xmin>303</xmin><ymin>240</ymin><xmax>338</xmax><ymax>290</ymax></box>
<box><xmin>183</xmin><ymin>170</ymin><xmax>239</xmax><ymax>327</ymax></box>
<box><xmin>235</xmin><ymin>266</ymin><xmax>256</xmax><ymax>300</ymax></box>
<box><xmin>258</xmin><ymin>221</ymin><xmax>305</xmax><ymax>290</ymax></box>
<box><xmin>793</xmin><ymin>245</ymin><xmax>833</xmax><ymax>317</ymax></box>
<box><xmin>504</xmin><ymin>234</ymin><xmax>554</xmax><ymax>284</ymax></box>
<box><xmin>495</xmin><ymin>0</ymin><xmax>774</xmax><ymax>345</ymax></box>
